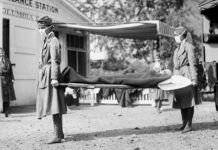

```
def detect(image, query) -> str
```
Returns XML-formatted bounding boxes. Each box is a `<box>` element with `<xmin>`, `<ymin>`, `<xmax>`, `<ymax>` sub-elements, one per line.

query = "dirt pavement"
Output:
<box><xmin>1</xmin><ymin>101</ymin><xmax>218</xmax><ymax>150</ymax></box>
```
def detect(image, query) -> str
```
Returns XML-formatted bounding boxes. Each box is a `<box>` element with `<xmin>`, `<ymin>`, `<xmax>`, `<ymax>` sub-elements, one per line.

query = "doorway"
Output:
<box><xmin>3</xmin><ymin>18</ymin><xmax>9</xmax><ymax>58</ymax></box>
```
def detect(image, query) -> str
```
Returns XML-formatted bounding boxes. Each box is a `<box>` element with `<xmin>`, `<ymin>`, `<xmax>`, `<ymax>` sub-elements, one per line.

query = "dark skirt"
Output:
<box><xmin>173</xmin><ymin>85</ymin><xmax>201</xmax><ymax>109</ymax></box>
<box><xmin>1</xmin><ymin>77</ymin><xmax>16</xmax><ymax>102</ymax></box>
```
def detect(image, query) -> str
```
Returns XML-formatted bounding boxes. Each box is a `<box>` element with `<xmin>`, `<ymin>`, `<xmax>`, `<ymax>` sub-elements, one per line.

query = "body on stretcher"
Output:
<box><xmin>59</xmin><ymin>67</ymin><xmax>191</xmax><ymax>106</ymax></box>
<box><xmin>61</xmin><ymin>75</ymin><xmax>191</xmax><ymax>106</ymax></box>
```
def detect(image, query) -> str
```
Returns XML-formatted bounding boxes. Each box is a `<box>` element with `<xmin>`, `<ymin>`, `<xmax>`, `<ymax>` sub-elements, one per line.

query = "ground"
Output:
<box><xmin>1</xmin><ymin>100</ymin><xmax>218</xmax><ymax>150</ymax></box>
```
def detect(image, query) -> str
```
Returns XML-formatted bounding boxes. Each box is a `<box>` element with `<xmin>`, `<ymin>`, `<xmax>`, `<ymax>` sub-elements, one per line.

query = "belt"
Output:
<box><xmin>38</xmin><ymin>63</ymin><xmax>50</xmax><ymax>69</ymax></box>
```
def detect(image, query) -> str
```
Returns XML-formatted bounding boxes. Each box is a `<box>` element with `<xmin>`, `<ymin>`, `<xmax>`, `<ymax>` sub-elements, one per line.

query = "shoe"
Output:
<box><xmin>175</xmin><ymin>125</ymin><xmax>185</xmax><ymax>131</ymax></box>
<box><xmin>157</xmin><ymin>108</ymin><xmax>161</xmax><ymax>114</ymax></box>
<box><xmin>47</xmin><ymin>137</ymin><xmax>62</xmax><ymax>144</ymax></box>
<box><xmin>181</xmin><ymin>127</ymin><xmax>192</xmax><ymax>134</ymax></box>
<box><xmin>5</xmin><ymin>113</ymin><xmax>8</xmax><ymax>118</ymax></box>
<box><xmin>179</xmin><ymin>125</ymin><xmax>185</xmax><ymax>131</ymax></box>
<box><xmin>60</xmin><ymin>133</ymin><xmax>64</xmax><ymax>139</ymax></box>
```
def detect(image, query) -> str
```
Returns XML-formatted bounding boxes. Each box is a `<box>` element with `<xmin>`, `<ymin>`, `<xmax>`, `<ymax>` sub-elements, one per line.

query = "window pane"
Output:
<box><xmin>79</xmin><ymin>36</ymin><xmax>84</xmax><ymax>49</ymax></box>
<box><xmin>67</xmin><ymin>34</ymin><xmax>71</xmax><ymax>47</ymax></box>
<box><xmin>67</xmin><ymin>34</ymin><xmax>85</xmax><ymax>49</ymax></box>
<box><xmin>67</xmin><ymin>50</ymin><xmax>77</xmax><ymax>71</ymax></box>
<box><xmin>78</xmin><ymin>52</ymin><xmax>87</xmax><ymax>76</ymax></box>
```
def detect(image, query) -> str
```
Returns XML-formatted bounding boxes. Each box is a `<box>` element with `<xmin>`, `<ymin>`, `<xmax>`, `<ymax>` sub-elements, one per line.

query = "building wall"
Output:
<box><xmin>202</xmin><ymin>16</ymin><xmax>218</xmax><ymax>62</ymax></box>
<box><xmin>1</xmin><ymin>0</ymin><xmax>91</xmax><ymax>106</ymax></box>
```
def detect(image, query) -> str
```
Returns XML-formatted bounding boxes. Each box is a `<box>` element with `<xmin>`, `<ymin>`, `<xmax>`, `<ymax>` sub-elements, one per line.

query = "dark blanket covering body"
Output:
<box><xmin>60</xmin><ymin>66</ymin><xmax>170</xmax><ymax>107</ymax></box>
<box><xmin>60</xmin><ymin>66</ymin><xmax>170</xmax><ymax>88</ymax></box>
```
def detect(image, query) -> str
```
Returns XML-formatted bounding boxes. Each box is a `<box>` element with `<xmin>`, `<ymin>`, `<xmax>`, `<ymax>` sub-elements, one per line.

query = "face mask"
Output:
<box><xmin>174</xmin><ymin>30</ymin><xmax>187</xmax><ymax>43</ymax></box>
<box><xmin>174</xmin><ymin>35</ymin><xmax>181</xmax><ymax>43</ymax></box>
<box><xmin>39</xmin><ymin>29</ymin><xmax>46</xmax><ymax>37</ymax></box>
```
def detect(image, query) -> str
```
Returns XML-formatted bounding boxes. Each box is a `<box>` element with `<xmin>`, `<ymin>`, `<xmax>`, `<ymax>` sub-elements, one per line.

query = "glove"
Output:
<box><xmin>51</xmin><ymin>80</ymin><xmax>58</xmax><ymax>87</ymax></box>
<box><xmin>191</xmin><ymin>80</ymin><xmax>197</xmax><ymax>86</ymax></box>
<box><xmin>160</xmin><ymin>69</ymin><xmax>172</xmax><ymax>76</ymax></box>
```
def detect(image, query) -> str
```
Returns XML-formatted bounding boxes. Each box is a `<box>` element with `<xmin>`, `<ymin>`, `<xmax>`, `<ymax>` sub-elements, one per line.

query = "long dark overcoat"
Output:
<box><xmin>172</xmin><ymin>39</ymin><xmax>201</xmax><ymax>109</ymax></box>
<box><xmin>0</xmin><ymin>58</ymin><xmax>16</xmax><ymax>111</ymax></box>
<box><xmin>36</xmin><ymin>32</ymin><xmax>66</xmax><ymax>119</ymax></box>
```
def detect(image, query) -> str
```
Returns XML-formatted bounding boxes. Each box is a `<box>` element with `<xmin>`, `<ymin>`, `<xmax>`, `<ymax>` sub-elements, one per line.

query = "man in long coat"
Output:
<box><xmin>36</xmin><ymin>16</ymin><xmax>66</xmax><ymax>144</ymax></box>
<box><xmin>173</xmin><ymin>26</ymin><xmax>201</xmax><ymax>133</ymax></box>
<box><xmin>0</xmin><ymin>48</ymin><xmax>16</xmax><ymax>117</ymax></box>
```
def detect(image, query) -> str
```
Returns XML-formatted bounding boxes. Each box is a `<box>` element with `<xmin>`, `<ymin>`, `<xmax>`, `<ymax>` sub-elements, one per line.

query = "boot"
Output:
<box><xmin>156</xmin><ymin>100</ymin><xmax>162</xmax><ymax>114</ymax></box>
<box><xmin>5</xmin><ymin>112</ymin><xmax>8</xmax><ymax>117</ymax></box>
<box><xmin>47</xmin><ymin>114</ymin><xmax>63</xmax><ymax>144</ymax></box>
<box><xmin>59</xmin><ymin>114</ymin><xmax>65</xmax><ymax>139</ymax></box>
<box><xmin>182</xmin><ymin>107</ymin><xmax>194</xmax><ymax>134</ymax></box>
<box><xmin>179</xmin><ymin>109</ymin><xmax>187</xmax><ymax>130</ymax></box>
<box><xmin>3</xmin><ymin>102</ymin><xmax>10</xmax><ymax>118</ymax></box>
<box><xmin>2</xmin><ymin>102</ymin><xmax>6</xmax><ymax>113</ymax></box>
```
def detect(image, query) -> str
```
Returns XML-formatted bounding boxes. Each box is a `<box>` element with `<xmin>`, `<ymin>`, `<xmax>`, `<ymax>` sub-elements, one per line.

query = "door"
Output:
<box><xmin>10</xmin><ymin>19</ymin><xmax>39</xmax><ymax>106</ymax></box>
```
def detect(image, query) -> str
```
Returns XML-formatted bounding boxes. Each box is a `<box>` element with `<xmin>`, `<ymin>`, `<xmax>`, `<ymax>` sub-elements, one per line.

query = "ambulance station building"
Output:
<box><xmin>0</xmin><ymin>0</ymin><xmax>92</xmax><ymax>106</ymax></box>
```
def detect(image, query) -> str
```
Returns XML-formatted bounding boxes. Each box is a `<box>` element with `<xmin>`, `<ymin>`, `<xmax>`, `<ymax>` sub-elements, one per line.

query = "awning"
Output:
<box><xmin>199</xmin><ymin>0</ymin><xmax>218</xmax><ymax>11</ymax></box>
<box><xmin>56</xmin><ymin>20</ymin><xmax>174</xmax><ymax>40</ymax></box>
<box><xmin>199</xmin><ymin>0</ymin><xmax>218</xmax><ymax>22</ymax></box>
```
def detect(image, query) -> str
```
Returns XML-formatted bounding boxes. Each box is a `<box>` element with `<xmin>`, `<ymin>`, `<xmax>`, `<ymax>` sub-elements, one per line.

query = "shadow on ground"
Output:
<box><xmin>10</xmin><ymin>104</ymin><xmax>95</xmax><ymax>114</ymax></box>
<box><xmin>65</xmin><ymin>121</ymin><xmax>218</xmax><ymax>142</ymax></box>
<box><xmin>11</xmin><ymin>105</ymin><xmax>36</xmax><ymax>114</ymax></box>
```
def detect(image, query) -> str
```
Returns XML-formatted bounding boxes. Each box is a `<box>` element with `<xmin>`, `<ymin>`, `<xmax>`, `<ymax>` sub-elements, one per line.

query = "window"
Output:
<box><xmin>67</xmin><ymin>34</ymin><xmax>87</xmax><ymax>76</ymax></box>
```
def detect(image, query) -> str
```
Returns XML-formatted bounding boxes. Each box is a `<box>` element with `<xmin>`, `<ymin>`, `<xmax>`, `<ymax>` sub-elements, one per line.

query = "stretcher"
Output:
<box><xmin>59</xmin><ymin>74</ymin><xmax>192</xmax><ymax>90</ymax></box>
<box><xmin>59</xmin><ymin>83</ymin><xmax>137</xmax><ymax>89</ymax></box>
<box><xmin>58</xmin><ymin>73</ymin><xmax>191</xmax><ymax>107</ymax></box>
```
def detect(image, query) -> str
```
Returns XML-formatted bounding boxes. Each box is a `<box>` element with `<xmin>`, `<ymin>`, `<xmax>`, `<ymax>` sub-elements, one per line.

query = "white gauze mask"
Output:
<box><xmin>174</xmin><ymin>30</ymin><xmax>187</xmax><ymax>43</ymax></box>
<box><xmin>39</xmin><ymin>29</ymin><xmax>46</xmax><ymax>38</ymax></box>
<box><xmin>174</xmin><ymin>35</ymin><xmax>181</xmax><ymax>43</ymax></box>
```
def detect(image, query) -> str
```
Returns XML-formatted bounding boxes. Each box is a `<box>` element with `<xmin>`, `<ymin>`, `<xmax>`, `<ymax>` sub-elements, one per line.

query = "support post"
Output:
<box><xmin>0</xmin><ymin>1</ymin><xmax>2</xmax><ymax>49</ymax></box>
<box><xmin>0</xmin><ymin>2</ymin><xmax>3</xmax><ymax>112</ymax></box>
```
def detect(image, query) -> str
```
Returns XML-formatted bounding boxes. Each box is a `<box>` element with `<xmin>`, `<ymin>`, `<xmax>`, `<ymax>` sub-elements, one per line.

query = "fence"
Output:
<box><xmin>79</xmin><ymin>88</ymin><xmax>154</xmax><ymax>106</ymax></box>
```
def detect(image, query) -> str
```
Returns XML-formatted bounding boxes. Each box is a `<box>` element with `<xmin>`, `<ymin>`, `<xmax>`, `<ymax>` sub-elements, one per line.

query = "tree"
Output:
<box><xmin>70</xmin><ymin>0</ymin><xmax>201</xmax><ymax>72</ymax></box>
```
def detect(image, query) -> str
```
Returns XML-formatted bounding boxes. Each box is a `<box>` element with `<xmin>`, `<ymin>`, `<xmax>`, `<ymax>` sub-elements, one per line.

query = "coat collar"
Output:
<box><xmin>46</xmin><ymin>32</ymin><xmax>55</xmax><ymax>43</ymax></box>
<box><xmin>177</xmin><ymin>39</ymin><xmax>186</xmax><ymax>57</ymax></box>
<box><xmin>41</xmin><ymin>32</ymin><xmax>55</xmax><ymax>58</ymax></box>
